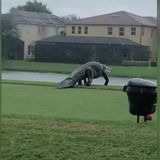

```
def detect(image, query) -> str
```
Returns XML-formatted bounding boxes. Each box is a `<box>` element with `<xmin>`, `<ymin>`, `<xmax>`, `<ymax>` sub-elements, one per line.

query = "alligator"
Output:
<box><xmin>57</xmin><ymin>61</ymin><xmax>112</xmax><ymax>89</ymax></box>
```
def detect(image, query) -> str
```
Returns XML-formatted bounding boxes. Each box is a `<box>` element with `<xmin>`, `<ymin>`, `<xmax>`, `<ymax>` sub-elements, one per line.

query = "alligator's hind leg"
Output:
<box><xmin>78</xmin><ymin>76</ymin><xmax>87</xmax><ymax>85</ymax></box>
<box><xmin>83</xmin><ymin>78</ymin><xmax>87</xmax><ymax>85</ymax></box>
<box><xmin>85</xmin><ymin>69</ymin><xmax>93</xmax><ymax>86</ymax></box>
<box><xmin>78</xmin><ymin>80</ymin><xmax>82</xmax><ymax>85</ymax></box>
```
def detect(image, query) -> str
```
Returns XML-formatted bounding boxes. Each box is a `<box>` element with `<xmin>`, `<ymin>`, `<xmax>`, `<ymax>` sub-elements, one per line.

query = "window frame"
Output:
<box><xmin>119</xmin><ymin>27</ymin><xmax>125</xmax><ymax>36</ymax></box>
<box><xmin>84</xmin><ymin>26</ymin><xmax>88</xmax><ymax>34</ymax></box>
<box><xmin>108</xmin><ymin>27</ymin><xmax>113</xmax><ymax>35</ymax></box>
<box><xmin>78</xmin><ymin>26</ymin><xmax>82</xmax><ymax>34</ymax></box>
<box><xmin>131</xmin><ymin>27</ymin><xmax>136</xmax><ymax>35</ymax></box>
<box><xmin>71</xmin><ymin>26</ymin><xmax>75</xmax><ymax>34</ymax></box>
<box><xmin>141</xmin><ymin>27</ymin><xmax>145</xmax><ymax>36</ymax></box>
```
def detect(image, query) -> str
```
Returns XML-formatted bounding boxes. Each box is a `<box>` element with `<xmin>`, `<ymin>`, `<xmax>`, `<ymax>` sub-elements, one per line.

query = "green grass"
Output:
<box><xmin>2</xmin><ymin>116</ymin><xmax>157</xmax><ymax>160</ymax></box>
<box><xmin>1</xmin><ymin>83</ymin><xmax>157</xmax><ymax>159</ymax></box>
<box><xmin>2</xmin><ymin>60</ymin><xmax>157</xmax><ymax>79</ymax></box>
<box><xmin>111</xmin><ymin>65</ymin><xmax>157</xmax><ymax>79</ymax></box>
<box><xmin>2</xmin><ymin>60</ymin><xmax>80</xmax><ymax>74</ymax></box>
<box><xmin>2</xmin><ymin>83</ymin><xmax>129</xmax><ymax>121</ymax></box>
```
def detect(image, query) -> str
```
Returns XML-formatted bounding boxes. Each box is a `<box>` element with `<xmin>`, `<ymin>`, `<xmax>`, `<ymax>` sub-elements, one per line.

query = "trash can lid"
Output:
<box><xmin>127</xmin><ymin>78</ymin><xmax>157</xmax><ymax>88</ymax></box>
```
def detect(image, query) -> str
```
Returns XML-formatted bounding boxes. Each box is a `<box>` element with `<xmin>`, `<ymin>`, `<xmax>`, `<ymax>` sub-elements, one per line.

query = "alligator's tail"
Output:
<box><xmin>57</xmin><ymin>78</ymin><xmax>74</xmax><ymax>89</ymax></box>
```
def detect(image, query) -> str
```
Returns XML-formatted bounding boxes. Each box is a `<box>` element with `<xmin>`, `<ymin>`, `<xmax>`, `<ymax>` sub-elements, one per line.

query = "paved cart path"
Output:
<box><xmin>2</xmin><ymin>71</ymin><xmax>157</xmax><ymax>86</ymax></box>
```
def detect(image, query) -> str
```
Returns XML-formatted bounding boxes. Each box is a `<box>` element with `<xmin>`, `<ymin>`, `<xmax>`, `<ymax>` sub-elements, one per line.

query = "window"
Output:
<box><xmin>141</xmin><ymin>27</ymin><xmax>145</xmax><ymax>36</ymax></box>
<box><xmin>151</xmin><ymin>28</ymin><xmax>154</xmax><ymax>37</ymax></box>
<box><xmin>108</xmin><ymin>27</ymin><xmax>113</xmax><ymax>35</ymax></box>
<box><xmin>131</xmin><ymin>27</ymin><xmax>136</xmax><ymax>35</ymax></box>
<box><xmin>71</xmin><ymin>26</ymin><xmax>75</xmax><ymax>34</ymax></box>
<box><xmin>119</xmin><ymin>27</ymin><xmax>124</xmax><ymax>36</ymax></box>
<box><xmin>78</xmin><ymin>26</ymin><xmax>81</xmax><ymax>34</ymax></box>
<box><xmin>84</xmin><ymin>26</ymin><xmax>88</xmax><ymax>34</ymax></box>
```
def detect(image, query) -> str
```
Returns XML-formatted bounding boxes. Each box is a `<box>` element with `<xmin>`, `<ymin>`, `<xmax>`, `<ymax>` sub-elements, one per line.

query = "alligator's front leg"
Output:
<box><xmin>102</xmin><ymin>71</ymin><xmax>109</xmax><ymax>86</ymax></box>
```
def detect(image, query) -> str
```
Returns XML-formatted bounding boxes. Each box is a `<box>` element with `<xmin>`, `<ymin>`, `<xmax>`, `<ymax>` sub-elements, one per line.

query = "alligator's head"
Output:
<box><xmin>102</xmin><ymin>64</ymin><xmax>112</xmax><ymax>73</ymax></box>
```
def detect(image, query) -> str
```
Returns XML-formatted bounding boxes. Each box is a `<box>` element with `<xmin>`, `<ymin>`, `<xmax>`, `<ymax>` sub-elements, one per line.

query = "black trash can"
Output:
<box><xmin>123</xmin><ymin>78</ymin><xmax>157</xmax><ymax>123</ymax></box>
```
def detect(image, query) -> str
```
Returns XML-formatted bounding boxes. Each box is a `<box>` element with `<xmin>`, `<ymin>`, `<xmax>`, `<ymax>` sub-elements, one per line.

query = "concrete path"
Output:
<box><xmin>2</xmin><ymin>71</ymin><xmax>157</xmax><ymax>86</ymax></box>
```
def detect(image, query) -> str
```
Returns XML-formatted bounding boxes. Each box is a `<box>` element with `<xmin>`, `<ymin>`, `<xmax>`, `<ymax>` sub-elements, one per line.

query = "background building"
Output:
<box><xmin>3</xmin><ymin>10</ymin><xmax>66</xmax><ymax>59</ymax></box>
<box><xmin>66</xmin><ymin>11</ymin><xmax>157</xmax><ymax>63</ymax></box>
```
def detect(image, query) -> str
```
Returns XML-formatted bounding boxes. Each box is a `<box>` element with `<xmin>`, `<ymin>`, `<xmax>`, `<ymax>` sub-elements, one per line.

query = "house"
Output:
<box><xmin>3</xmin><ymin>10</ymin><xmax>66</xmax><ymax>59</ymax></box>
<box><xmin>65</xmin><ymin>11</ymin><xmax>157</xmax><ymax>63</ymax></box>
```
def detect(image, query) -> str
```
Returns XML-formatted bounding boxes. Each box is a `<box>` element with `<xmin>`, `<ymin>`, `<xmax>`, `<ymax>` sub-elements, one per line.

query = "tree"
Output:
<box><xmin>10</xmin><ymin>0</ymin><xmax>52</xmax><ymax>14</ymax></box>
<box><xmin>2</xmin><ymin>14</ymin><xmax>19</xmax><ymax>38</ymax></box>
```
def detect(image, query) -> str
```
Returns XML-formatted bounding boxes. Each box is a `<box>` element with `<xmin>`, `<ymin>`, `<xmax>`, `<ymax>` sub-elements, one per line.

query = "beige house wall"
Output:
<box><xmin>17</xmin><ymin>24</ymin><xmax>65</xmax><ymax>59</ymax></box>
<box><xmin>43</xmin><ymin>26</ymin><xmax>58</xmax><ymax>38</ymax></box>
<box><xmin>66</xmin><ymin>25</ymin><xmax>157</xmax><ymax>62</ymax></box>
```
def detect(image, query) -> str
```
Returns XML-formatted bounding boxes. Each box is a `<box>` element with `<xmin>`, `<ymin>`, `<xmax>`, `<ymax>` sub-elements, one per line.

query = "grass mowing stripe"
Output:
<box><xmin>2</xmin><ymin>83</ymin><xmax>132</xmax><ymax>121</ymax></box>
<box><xmin>2</xmin><ymin>83</ymin><xmax>157</xmax><ymax>122</ymax></box>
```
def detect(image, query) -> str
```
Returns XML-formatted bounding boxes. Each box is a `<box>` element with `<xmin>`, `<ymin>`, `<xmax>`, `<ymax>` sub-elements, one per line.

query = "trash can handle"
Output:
<box><xmin>123</xmin><ymin>85</ymin><xmax>127</xmax><ymax>92</ymax></box>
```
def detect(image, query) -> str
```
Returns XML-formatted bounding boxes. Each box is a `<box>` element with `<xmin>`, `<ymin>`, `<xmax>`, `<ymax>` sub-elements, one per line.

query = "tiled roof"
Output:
<box><xmin>67</xmin><ymin>11</ymin><xmax>156</xmax><ymax>27</ymax></box>
<box><xmin>37</xmin><ymin>35</ymin><xmax>140</xmax><ymax>46</ymax></box>
<box><xmin>3</xmin><ymin>10</ymin><xmax>65</xmax><ymax>26</ymax></box>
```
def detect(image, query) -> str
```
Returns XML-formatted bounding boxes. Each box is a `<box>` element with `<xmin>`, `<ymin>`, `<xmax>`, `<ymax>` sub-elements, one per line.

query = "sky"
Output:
<box><xmin>2</xmin><ymin>0</ymin><xmax>157</xmax><ymax>18</ymax></box>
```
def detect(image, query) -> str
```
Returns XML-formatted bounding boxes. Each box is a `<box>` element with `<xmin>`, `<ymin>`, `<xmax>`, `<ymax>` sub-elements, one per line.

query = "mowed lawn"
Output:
<box><xmin>1</xmin><ymin>83</ymin><xmax>157</xmax><ymax>160</ymax></box>
<box><xmin>2</xmin><ymin>83</ymin><xmax>133</xmax><ymax>121</ymax></box>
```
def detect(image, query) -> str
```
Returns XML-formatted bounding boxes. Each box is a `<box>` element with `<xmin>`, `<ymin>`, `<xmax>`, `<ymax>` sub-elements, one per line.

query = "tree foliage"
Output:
<box><xmin>10</xmin><ymin>0</ymin><xmax>52</xmax><ymax>14</ymax></box>
<box><xmin>2</xmin><ymin>15</ymin><xmax>19</xmax><ymax>38</ymax></box>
